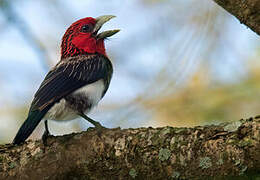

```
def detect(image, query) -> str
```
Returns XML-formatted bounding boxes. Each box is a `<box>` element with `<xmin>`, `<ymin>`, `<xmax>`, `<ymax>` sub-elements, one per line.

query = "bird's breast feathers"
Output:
<box><xmin>45</xmin><ymin>79</ymin><xmax>105</xmax><ymax>121</ymax></box>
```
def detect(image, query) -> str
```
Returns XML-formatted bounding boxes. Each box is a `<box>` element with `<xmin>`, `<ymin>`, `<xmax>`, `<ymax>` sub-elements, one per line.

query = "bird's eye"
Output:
<box><xmin>81</xmin><ymin>24</ymin><xmax>93</xmax><ymax>33</ymax></box>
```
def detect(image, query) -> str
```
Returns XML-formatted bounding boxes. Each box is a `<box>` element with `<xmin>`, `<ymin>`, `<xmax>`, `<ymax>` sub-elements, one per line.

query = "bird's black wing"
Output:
<box><xmin>13</xmin><ymin>55</ymin><xmax>112</xmax><ymax>144</ymax></box>
<box><xmin>30</xmin><ymin>55</ymin><xmax>110</xmax><ymax>111</ymax></box>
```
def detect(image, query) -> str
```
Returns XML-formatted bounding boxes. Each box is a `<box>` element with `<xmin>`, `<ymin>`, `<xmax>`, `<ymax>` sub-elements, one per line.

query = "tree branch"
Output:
<box><xmin>212</xmin><ymin>0</ymin><xmax>260</xmax><ymax>35</ymax></box>
<box><xmin>0</xmin><ymin>117</ymin><xmax>259</xmax><ymax>179</ymax></box>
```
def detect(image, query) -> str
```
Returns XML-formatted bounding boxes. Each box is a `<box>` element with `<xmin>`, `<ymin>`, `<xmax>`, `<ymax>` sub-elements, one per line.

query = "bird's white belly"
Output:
<box><xmin>44</xmin><ymin>79</ymin><xmax>105</xmax><ymax>121</ymax></box>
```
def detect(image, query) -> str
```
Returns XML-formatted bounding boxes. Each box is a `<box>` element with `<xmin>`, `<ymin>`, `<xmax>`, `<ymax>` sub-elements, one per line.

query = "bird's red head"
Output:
<box><xmin>61</xmin><ymin>15</ymin><xmax>119</xmax><ymax>59</ymax></box>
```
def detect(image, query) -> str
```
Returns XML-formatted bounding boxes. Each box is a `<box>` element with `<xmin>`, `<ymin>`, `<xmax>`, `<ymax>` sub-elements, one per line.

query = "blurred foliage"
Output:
<box><xmin>143</xmin><ymin>61</ymin><xmax>260</xmax><ymax>127</ymax></box>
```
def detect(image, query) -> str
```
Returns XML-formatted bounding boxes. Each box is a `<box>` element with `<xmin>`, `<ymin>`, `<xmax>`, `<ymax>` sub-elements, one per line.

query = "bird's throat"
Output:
<box><xmin>62</xmin><ymin>35</ymin><xmax>107</xmax><ymax>58</ymax></box>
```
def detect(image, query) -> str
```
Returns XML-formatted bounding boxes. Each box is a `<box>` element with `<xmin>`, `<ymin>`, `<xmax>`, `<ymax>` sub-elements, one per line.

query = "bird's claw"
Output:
<box><xmin>94</xmin><ymin>122</ymin><xmax>106</xmax><ymax>129</ymax></box>
<box><xmin>42</xmin><ymin>130</ymin><xmax>51</xmax><ymax>146</ymax></box>
<box><xmin>88</xmin><ymin>123</ymin><xmax>106</xmax><ymax>131</ymax></box>
<box><xmin>87</xmin><ymin>123</ymin><xmax>106</xmax><ymax>138</ymax></box>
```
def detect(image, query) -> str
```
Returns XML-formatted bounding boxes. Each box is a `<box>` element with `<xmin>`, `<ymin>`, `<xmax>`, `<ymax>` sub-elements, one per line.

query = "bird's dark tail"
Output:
<box><xmin>13</xmin><ymin>110</ymin><xmax>48</xmax><ymax>145</ymax></box>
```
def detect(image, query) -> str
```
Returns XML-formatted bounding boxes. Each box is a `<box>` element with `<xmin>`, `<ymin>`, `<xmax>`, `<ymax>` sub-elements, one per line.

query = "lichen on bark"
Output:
<box><xmin>0</xmin><ymin>117</ymin><xmax>259</xmax><ymax>179</ymax></box>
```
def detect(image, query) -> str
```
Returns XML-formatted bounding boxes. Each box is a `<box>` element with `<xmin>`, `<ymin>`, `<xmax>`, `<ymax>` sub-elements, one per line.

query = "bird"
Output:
<box><xmin>12</xmin><ymin>15</ymin><xmax>120</xmax><ymax>145</ymax></box>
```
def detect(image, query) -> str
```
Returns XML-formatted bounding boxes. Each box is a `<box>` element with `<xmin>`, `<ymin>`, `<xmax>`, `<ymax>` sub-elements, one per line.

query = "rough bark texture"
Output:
<box><xmin>213</xmin><ymin>0</ymin><xmax>260</xmax><ymax>35</ymax></box>
<box><xmin>0</xmin><ymin>117</ymin><xmax>259</xmax><ymax>179</ymax></box>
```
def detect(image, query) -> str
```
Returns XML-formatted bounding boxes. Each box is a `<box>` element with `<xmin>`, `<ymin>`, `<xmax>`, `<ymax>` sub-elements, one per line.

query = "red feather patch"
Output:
<box><xmin>72</xmin><ymin>34</ymin><xmax>97</xmax><ymax>54</ymax></box>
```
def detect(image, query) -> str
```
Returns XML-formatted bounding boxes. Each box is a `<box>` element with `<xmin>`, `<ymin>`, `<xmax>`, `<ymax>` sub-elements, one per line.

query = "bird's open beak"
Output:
<box><xmin>94</xmin><ymin>15</ymin><xmax>120</xmax><ymax>40</ymax></box>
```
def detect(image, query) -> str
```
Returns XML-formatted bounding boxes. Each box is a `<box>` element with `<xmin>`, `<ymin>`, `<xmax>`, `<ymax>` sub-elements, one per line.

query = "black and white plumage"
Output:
<box><xmin>31</xmin><ymin>54</ymin><xmax>112</xmax><ymax>115</ymax></box>
<box><xmin>46</xmin><ymin>79</ymin><xmax>105</xmax><ymax>121</ymax></box>
<box><xmin>13</xmin><ymin>54</ymin><xmax>113</xmax><ymax>144</ymax></box>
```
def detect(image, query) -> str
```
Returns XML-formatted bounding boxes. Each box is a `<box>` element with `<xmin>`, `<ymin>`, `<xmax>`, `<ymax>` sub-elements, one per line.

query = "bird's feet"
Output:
<box><xmin>85</xmin><ymin>117</ymin><xmax>107</xmax><ymax>138</ymax></box>
<box><xmin>87</xmin><ymin>121</ymin><xmax>107</xmax><ymax>134</ymax></box>
<box><xmin>79</xmin><ymin>113</ymin><xmax>107</xmax><ymax>132</ymax></box>
<box><xmin>90</xmin><ymin>123</ymin><xmax>106</xmax><ymax>138</ymax></box>
<box><xmin>92</xmin><ymin>121</ymin><xmax>106</xmax><ymax>130</ymax></box>
<box><xmin>42</xmin><ymin>130</ymin><xmax>51</xmax><ymax>146</ymax></box>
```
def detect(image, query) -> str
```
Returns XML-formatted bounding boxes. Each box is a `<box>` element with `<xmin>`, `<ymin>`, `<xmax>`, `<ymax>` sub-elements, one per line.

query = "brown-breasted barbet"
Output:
<box><xmin>13</xmin><ymin>15</ymin><xmax>120</xmax><ymax>145</ymax></box>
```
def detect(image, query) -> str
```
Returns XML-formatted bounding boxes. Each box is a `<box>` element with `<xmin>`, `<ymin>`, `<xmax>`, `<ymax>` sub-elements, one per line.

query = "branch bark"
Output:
<box><xmin>0</xmin><ymin>117</ymin><xmax>259</xmax><ymax>179</ymax></box>
<box><xmin>212</xmin><ymin>0</ymin><xmax>260</xmax><ymax>35</ymax></box>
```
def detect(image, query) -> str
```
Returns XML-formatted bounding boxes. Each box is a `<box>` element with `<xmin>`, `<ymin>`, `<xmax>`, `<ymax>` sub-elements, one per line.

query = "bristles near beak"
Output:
<box><xmin>94</xmin><ymin>15</ymin><xmax>120</xmax><ymax>39</ymax></box>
